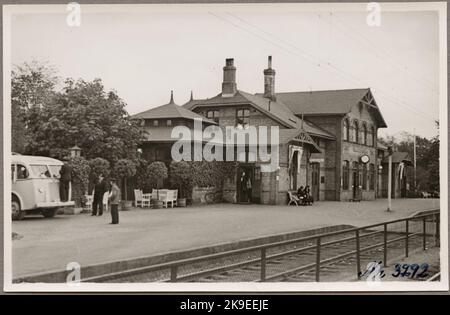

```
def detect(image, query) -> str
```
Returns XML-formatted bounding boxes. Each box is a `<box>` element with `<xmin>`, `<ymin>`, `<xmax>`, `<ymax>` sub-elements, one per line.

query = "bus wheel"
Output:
<box><xmin>12</xmin><ymin>198</ymin><xmax>25</xmax><ymax>221</ymax></box>
<box><xmin>41</xmin><ymin>208</ymin><xmax>58</xmax><ymax>218</ymax></box>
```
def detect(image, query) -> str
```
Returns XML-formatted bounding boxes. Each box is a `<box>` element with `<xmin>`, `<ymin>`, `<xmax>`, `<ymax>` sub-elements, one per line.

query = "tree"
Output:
<box><xmin>25</xmin><ymin>78</ymin><xmax>145</xmax><ymax>163</ymax></box>
<box><xmin>11</xmin><ymin>61</ymin><xmax>58</xmax><ymax>153</ymax></box>
<box><xmin>169</xmin><ymin>161</ymin><xmax>193</xmax><ymax>199</ymax></box>
<box><xmin>147</xmin><ymin>162</ymin><xmax>168</xmax><ymax>199</ymax></box>
<box><xmin>114</xmin><ymin>159</ymin><xmax>137</xmax><ymax>201</ymax></box>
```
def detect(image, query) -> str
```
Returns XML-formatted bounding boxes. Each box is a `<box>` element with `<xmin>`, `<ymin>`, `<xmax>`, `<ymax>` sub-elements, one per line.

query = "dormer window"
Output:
<box><xmin>206</xmin><ymin>110</ymin><xmax>220</xmax><ymax>123</ymax></box>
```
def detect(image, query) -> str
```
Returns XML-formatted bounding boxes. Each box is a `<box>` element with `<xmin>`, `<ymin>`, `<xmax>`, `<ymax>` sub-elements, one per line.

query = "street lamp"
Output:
<box><xmin>70</xmin><ymin>145</ymin><xmax>82</xmax><ymax>158</ymax></box>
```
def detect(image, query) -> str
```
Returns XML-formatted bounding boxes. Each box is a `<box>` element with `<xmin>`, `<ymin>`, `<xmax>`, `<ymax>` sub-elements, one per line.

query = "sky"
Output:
<box><xmin>8</xmin><ymin>3</ymin><xmax>442</xmax><ymax>139</ymax></box>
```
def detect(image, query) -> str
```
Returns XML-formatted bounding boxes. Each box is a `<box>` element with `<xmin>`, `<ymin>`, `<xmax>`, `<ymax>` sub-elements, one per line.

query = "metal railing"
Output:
<box><xmin>82</xmin><ymin>210</ymin><xmax>440</xmax><ymax>283</ymax></box>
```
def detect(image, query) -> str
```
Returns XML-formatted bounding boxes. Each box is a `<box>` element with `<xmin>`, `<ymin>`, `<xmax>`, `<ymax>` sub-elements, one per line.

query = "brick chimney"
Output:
<box><xmin>263</xmin><ymin>56</ymin><xmax>276</xmax><ymax>101</ymax></box>
<box><xmin>222</xmin><ymin>58</ymin><xmax>237</xmax><ymax>97</ymax></box>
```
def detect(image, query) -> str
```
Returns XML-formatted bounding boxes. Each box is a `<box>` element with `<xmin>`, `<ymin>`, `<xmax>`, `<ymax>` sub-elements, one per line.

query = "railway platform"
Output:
<box><xmin>12</xmin><ymin>198</ymin><xmax>440</xmax><ymax>280</ymax></box>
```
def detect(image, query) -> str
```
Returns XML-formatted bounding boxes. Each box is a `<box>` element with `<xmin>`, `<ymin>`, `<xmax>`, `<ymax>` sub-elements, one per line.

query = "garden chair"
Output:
<box><xmin>84</xmin><ymin>194</ymin><xmax>94</xmax><ymax>211</ymax></box>
<box><xmin>172</xmin><ymin>189</ymin><xmax>178</xmax><ymax>207</ymax></box>
<box><xmin>134</xmin><ymin>189</ymin><xmax>143</xmax><ymax>207</ymax></box>
<box><xmin>158</xmin><ymin>190</ymin><xmax>169</xmax><ymax>208</ymax></box>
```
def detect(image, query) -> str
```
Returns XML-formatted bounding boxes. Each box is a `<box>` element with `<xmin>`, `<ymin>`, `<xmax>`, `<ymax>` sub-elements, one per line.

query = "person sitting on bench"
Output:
<box><xmin>297</xmin><ymin>186</ymin><xmax>307</xmax><ymax>205</ymax></box>
<box><xmin>304</xmin><ymin>185</ymin><xmax>314</xmax><ymax>205</ymax></box>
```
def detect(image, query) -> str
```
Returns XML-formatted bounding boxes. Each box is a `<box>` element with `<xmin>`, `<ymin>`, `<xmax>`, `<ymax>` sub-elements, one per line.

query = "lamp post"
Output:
<box><xmin>70</xmin><ymin>145</ymin><xmax>82</xmax><ymax>158</ymax></box>
<box><xmin>387</xmin><ymin>146</ymin><xmax>393</xmax><ymax>212</ymax></box>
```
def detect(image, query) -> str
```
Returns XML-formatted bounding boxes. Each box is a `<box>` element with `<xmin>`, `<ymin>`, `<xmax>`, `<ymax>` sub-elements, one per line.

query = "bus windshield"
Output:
<box><xmin>48</xmin><ymin>165</ymin><xmax>62</xmax><ymax>178</ymax></box>
<box><xmin>30</xmin><ymin>164</ymin><xmax>52</xmax><ymax>178</ymax></box>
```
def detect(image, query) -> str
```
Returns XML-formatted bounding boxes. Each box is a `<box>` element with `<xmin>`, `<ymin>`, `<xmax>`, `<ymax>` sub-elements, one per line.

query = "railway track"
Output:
<box><xmin>95</xmin><ymin>214</ymin><xmax>440</xmax><ymax>283</ymax></box>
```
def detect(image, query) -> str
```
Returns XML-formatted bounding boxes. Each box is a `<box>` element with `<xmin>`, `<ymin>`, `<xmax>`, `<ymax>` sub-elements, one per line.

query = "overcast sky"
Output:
<box><xmin>8</xmin><ymin>3</ymin><xmax>442</xmax><ymax>139</ymax></box>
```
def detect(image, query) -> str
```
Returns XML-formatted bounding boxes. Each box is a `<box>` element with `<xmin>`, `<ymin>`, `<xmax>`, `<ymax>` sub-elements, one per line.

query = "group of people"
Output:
<box><xmin>90</xmin><ymin>174</ymin><xmax>121</xmax><ymax>225</ymax></box>
<box><xmin>59</xmin><ymin>160</ymin><xmax>121</xmax><ymax>225</ymax></box>
<box><xmin>297</xmin><ymin>185</ymin><xmax>314</xmax><ymax>205</ymax></box>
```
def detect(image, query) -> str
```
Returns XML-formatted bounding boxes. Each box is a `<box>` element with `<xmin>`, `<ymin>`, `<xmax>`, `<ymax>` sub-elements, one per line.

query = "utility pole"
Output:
<box><xmin>413</xmin><ymin>129</ymin><xmax>417</xmax><ymax>192</ymax></box>
<box><xmin>387</xmin><ymin>146</ymin><xmax>393</xmax><ymax>212</ymax></box>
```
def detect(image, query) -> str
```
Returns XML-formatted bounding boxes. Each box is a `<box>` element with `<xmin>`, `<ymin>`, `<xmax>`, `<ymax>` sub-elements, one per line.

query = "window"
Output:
<box><xmin>236</xmin><ymin>109</ymin><xmax>250</xmax><ymax>129</ymax></box>
<box><xmin>367</xmin><ymin>125</ymin><xmax>372</xmax><ymax>146</ymax></box>
<box><xmin>30</xmin><ymin>165</ymin><xmax>51</xmax><ymax>178</ymax></box>
<box><xmin>362</xmin><ymin>123</ymin><xmax>367</xmax><ymax>145</ymax></box>
<box><xmin>153</xmin><ymin>120</ymin><xmax>159</xmax><ymax>127</ymax></box>
<box><xmin>343</xmin><ymin>118</ymin><xmax>349</xmax><ymax>141</ymax></box>
<box><xmin>167</xmin><ymin>120</ymin><xmax>172</xmax><ymax>126</ymax></box>
<box><xmin>369</xmin><ymin>163</ymin><xmax>375</xmax><ymax>190</ymax></box>
<box><xmin>14</xmin><ymin>164</ymin><xmax>29</xmax><ymax>179</ymax></box>
<box><xmin>362</xmin><ymin>164</ymin><xmax>367</xmax><ymax>190</ymax></box>
<box><xmin>354</xmin><ymin>120</ymin><xmax>359</xmax><ymax>143</ymax></box>
<box><xmin>371</xmin><ymin>126</ymin><xmax>376</xmax><ymax>147</ymax></box>
<box><xmin>342</xmin><ymin>160</ymin><xmax>349</xmax><ymax>190</ymax></box>
<box><xmin>206</xmin><ymin>110</ymin><xmax>220</xmax><ymax>123</ymax></box>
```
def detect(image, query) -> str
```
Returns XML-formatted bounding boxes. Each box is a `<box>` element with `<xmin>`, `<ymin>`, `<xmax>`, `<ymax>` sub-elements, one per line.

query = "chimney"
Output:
<box><xmin>222</xmin><ymin>58</ymin><xmax>237</xmax><ymax>97</ymax></box>
<box><xmin>263</xmin><ymin>56</ymin><xmax>276</xmax><ymax>101</ymax></box>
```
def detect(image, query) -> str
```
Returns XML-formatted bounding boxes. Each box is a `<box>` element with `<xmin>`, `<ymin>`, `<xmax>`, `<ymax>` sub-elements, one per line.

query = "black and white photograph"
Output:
<box><xmin>2</xmin><ymin>1</ymin><xmax>448</xmax><ymax>293</ymax></box>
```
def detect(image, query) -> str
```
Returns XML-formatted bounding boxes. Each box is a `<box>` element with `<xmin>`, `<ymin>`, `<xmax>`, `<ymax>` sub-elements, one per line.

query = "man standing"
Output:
<box><xmin>108</xmin><ymin>178</ymin><xmax>121</xmax><ymax>224</ymax></box>
<box><xmin>59</xmin><ymin>159</ymin><xmax>73</xmax><ymax>202</ymax></box>
<box><xmin>92</xmin><ymin>174</ymin><xmax>106</xmax><ymax>216</ymax></box>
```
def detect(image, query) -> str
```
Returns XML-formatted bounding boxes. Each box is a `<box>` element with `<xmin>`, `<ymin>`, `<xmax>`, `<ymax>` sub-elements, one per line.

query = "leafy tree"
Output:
<box><xmin>24</xmin><ymin>78</ymin><xmax>145</xmax><ymax>163</ymax></box>
<box><xmin>114</xmin><ymin>159</ymin><xmax>137</xmax><ymax>201</ymax></box>
<box><xmin>88</xmin><ymin>158</ymin><xmax>111</xmax><ymax>180</ymax></box>
<box><xmin>11</xmin><ymin>61</ymin><xmax>58</xmax><ymax>153</ymax></box>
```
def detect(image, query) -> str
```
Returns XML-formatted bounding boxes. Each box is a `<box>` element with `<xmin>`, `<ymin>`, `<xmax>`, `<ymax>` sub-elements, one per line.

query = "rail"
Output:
<box><xmin>82</xmin><ymin>210</ymin><xmax>440</xmax><ymax>283</ymax></box>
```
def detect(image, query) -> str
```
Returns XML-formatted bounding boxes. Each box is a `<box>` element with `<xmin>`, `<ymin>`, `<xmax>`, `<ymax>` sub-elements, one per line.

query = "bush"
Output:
<box><xmin>67</xmin><ymin>156</ymin><xmax>90</xmax><ymax>207</ymax></box>
<box><xmin>169</xmin><ymin>161</ymin><xmax>193</xmax><ymax>199</ymax></box>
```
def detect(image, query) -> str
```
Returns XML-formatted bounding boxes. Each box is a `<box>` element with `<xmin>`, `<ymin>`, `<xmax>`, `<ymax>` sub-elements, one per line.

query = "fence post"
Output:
<box><xmin>260</xmin><ymin>248</ymin><xmax>266</xmax><ymax>282</ymax></box>
<box><xmin>423</xmin><ymin>216</ymin><xmax>427</xmax><ymax>250</ymax></box>
<box><xmin>170</xmin><ymin>266</ymin><xmax>178</xmax><ymax>282</ymax></box>
<box><xmin>356</xmin><ymin>230</ymin><xmax>361</xmax><ymax>278</ymax></box>
<box><xmin>405</xmin><ymin>219</ymin><xmax>409</xmax><ymax>257</ymax></box>
<box><xmin>315</xmin><ymin>237</ymin><xmax>321</xmax><ymax>282</ymax></box>
<box><xmin>383</xmin><ymin>224</ymin><xmax>388</xmax><ymax>267</ymax></box>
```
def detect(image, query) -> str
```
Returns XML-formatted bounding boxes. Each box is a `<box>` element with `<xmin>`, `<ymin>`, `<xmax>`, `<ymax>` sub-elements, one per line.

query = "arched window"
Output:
<box><xmin>362</xmin><ymin>123</ymin><xmax>367</xmax><ymax>145</ymax></box>
<box><xmin>371</xmin><ymin>126</ymin><xmax>376</xmax><ymax>147</ymax></box>
<box><xmin>342</xmin><ymin>160</ymin><xmax>349</xmax><ymax>190</ymax></box>
<box><xmin>343</xmin><ymin>118</ymin><xmax>349</xmax><ymax>141</ymax></box>
<box><xmin>352</xmin><ymin>120</ymin><xmax>359</xmax><ymax>143</ymax></box>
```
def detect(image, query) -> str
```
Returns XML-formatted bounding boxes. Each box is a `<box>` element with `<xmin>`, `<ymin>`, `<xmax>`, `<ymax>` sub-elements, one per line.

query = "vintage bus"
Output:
<box><xmin>11</xmin><ymin>154</ymin><xmax>75</xmax><ymax>220</ymax></box>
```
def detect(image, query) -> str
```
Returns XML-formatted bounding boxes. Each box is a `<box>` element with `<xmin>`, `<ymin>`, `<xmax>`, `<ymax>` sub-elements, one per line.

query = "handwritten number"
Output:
<box><xmin>417</xmin><ymin>263</ymin><xmax>429</xmax><ymax>278</ymax></box>
<box><xmin>392</xmin><ymin>264</ymin><xmax>401</xmax><ymax>277</ymax></box>
<box><xmin>401</xmin><ymin>264</ymin><xmax>411</xmax><ymax>277</ymax></box>
<box><xmin>410</xmin><ymin>264</ymin><xmax>420</xmax><ymax>278</ymax></box>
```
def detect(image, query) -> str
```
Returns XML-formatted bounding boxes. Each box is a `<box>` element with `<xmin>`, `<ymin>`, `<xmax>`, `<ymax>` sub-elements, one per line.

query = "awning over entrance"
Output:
<box><xmin>279</xmin><ymin>128</ymin><xmax>321</xmax><ymax>153</ymax></box>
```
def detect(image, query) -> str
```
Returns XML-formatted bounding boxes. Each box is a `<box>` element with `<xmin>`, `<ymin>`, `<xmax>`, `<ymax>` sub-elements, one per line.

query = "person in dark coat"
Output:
<box><xmin>59</xmin><ymin>161</ymin><xmax>73</xmax><ymax>202</ymax></box>
<box><xmin>108</xmin><ymin>178</ymin><xmax>121</xmax><ymax>224</ymax></box>
<box><xmin>304</xmin><ymin>185</ymin><xmax>314</xmax><ymax>205</ymax></box>
<box><xmin>92</xmin><ymin>174</ymin><xmax>107</xmax><ymax>216</ymax></box>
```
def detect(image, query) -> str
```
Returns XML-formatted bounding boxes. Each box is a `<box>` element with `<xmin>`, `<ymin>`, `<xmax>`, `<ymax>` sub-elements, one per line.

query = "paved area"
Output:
<box><xmin>11</xmin><ymin>198</ymin><xmax>439</xmax><ymax>278</ymax></box>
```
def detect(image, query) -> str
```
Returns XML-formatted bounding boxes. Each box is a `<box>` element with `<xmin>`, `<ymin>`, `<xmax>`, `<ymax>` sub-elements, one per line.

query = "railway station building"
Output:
<box><xmin>131</xmin><ymin>57</ymin><xmax>389</xmax><ymax>204</ymax></box>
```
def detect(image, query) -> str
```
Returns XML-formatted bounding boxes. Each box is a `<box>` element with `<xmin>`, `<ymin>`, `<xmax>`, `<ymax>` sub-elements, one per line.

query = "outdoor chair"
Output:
<box><xmin>158</xmin><ymin>190</ymin><xmax>169</xmax><ymax>208</ymax></box>
<box><xmin>84</xmin><ymin>194</ymin><xmax>94</xmax><ymax>211</ymax></box>
<box><xmin>134</xmin><ymin>189</ymin><xmax>151</xmax><ymax>208</ymax></box>
<box><xmin>134</xmin><ymin>189</ymin><xmax>143</xmax><ymax>207</ymax></box>
<box><xmin>172</xmin><ymin>190</ymin><xmax>178</xmax><ymax>207</ymax></box>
